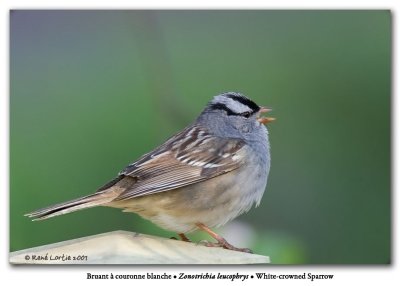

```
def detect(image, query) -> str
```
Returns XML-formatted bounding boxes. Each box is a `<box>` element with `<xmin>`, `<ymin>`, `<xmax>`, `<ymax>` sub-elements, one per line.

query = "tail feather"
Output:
<box><xmin>25</xmin><ymin>176</ymin><xmax>135</xmax><ymax>221</ymax></box>
<box><xmin>25</xmin><ymin>193</ymin><xmax>116</xmax><ymax>221</ymax></box>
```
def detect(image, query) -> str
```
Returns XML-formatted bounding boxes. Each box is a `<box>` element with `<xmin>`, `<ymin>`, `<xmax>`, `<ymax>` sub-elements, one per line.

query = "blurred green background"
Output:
<box><xmin>10</xmin><ymin>10</ymin><xmax>391</xmax><ymax>264</ymax></box>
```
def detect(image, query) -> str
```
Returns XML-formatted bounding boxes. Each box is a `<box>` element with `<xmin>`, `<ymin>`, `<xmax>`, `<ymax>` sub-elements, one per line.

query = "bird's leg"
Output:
<box><xmin>170</xmin><ymin>233</ymin><xmax>191</xmax><ymax>242</ymax></box>
<box><xmin>178</xmin><ymin>233</ymin><xmax>191</xmax><ymax>242</ymax></box>
<box><xmin>195</xmin><ymin>222</ymin><xmax>253</xmax><ymax>253</ymax></box>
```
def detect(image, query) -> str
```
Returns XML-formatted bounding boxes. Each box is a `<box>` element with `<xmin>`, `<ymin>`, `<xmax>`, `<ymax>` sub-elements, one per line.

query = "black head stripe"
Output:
<box><xmin>224</xmin><ymin>93</ymin><xmax>260</xmax><ymax>112</ymax></box>
<box><xmin>209</xmin><ymin>102</ymin><xmax>254</xmax><ymax>118</ymax></box>
<box><xmin>209</xmin><ymin>103</ymin><xmax>237</xmax><ymax>116</ymax></box>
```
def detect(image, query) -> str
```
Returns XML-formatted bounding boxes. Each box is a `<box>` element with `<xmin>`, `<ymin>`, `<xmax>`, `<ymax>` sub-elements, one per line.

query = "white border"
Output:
<box><xmin>2</xmin><ymin>1</ymin><xmax>398</xmax><ymax>285</ymax></box>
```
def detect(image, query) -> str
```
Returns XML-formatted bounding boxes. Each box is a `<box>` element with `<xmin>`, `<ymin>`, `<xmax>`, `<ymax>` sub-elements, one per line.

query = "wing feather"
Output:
<box><xmin>114</xmin><ymin>126</ymin><xmax>246</xmax><ymax>200</ymax></box>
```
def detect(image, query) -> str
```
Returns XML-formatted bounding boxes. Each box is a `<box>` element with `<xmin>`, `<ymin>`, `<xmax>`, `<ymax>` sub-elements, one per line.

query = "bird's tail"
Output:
<box><xmin>25</xmin><ymin>192</ymin><xmax>117</xmax><ymax>221</ymax></box>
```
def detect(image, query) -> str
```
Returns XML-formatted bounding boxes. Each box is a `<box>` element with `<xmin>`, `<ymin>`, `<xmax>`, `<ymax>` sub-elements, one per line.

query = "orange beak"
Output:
<box><xmin>257</xmin><ymin>107</ymin><xmax>275</xmax><ymax>124</ymax></box>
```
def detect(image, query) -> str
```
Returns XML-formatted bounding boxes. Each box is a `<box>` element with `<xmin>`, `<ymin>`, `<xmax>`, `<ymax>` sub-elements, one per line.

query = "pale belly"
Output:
<box><xmin>108</xmin><ymin>163</ymin><xmax>268</xmax><ymax>233</ymax></box>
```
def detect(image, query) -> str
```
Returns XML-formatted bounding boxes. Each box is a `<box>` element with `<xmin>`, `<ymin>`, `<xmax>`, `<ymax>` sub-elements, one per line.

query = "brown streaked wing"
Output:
<box><xmin>118</xmin><ymin>125</ymin><xmax>203</xmax><ymax>176</ymax></box>
<box><xmin>114</xmin><ymin>135</ymin><xmax>246</xmax><ymax>201</ymax></box>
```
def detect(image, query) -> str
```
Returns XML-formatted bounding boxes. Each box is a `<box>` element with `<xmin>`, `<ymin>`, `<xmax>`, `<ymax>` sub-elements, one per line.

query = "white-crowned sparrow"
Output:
<box><xmin>26</xmin><ymin>92</ymin><xmax>274</xmax><ymax>253</ymax></box>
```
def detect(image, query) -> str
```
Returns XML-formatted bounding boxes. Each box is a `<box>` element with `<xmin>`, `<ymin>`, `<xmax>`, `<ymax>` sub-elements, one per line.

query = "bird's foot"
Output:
<box><xmin>178</xmin><ymin>233</ymin><xmax>191</xmax><ymax>242</ymax></box>
<box><xmin>195</xmin><ymin>223</ymin><xmax>253</xmax><ymax>253</ymax></box>
<box><xmin>170</xmin><ymin>233</ymin><xmax>191</xmax><ymax>242</ymax></box>
<box><xmin>198</xmin><ymin>239</ymin><xmax>252</xmax><ymax>253</ymax></box>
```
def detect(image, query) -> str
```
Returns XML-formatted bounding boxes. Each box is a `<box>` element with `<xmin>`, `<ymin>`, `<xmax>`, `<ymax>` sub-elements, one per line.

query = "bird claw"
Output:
<box><xmin>198</xmin><ymin>240</ymin><xmax>220</xmax><ymax>247</ymax></box>
<box><xmin>233</xmin><ymin>247</ymin><xmax>253</xmax><ymax>254</ymax></box>
<box><xmin>197</xmin><ymin>240</ymin><xmax>253</xmax><ymax>253</ymax></box>
<box><xmin>171</xmin><ymin>233</ymin><xmax>192</xmax><ymax>242</ymax></box>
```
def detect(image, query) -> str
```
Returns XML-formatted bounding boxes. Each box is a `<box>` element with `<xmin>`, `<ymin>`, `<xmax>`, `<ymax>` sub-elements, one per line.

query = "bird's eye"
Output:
<box><xmin>241</xmin><ymin>111</ymin><xmax>251</xmax><ymax>118</ymax></box>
